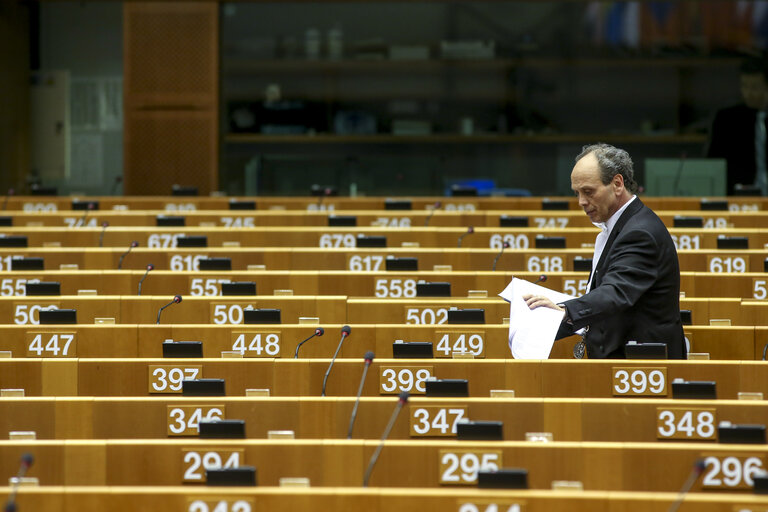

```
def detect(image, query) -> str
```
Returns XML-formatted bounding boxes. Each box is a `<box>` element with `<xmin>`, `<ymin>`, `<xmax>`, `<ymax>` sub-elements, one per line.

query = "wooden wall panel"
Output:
<box><xmin>124</xmin><ymin>110</ymin><xmax>217</xmax><ymax>198</ymax></box>
<box><xmin>0</xmin><ymin>1</ymin><xmax>30</xmax><ymax>194</ymax></box>
<box><xmin>123</xmin><ymin>2</ymin><xmax>218</xmax><ymax>195</ymax></box>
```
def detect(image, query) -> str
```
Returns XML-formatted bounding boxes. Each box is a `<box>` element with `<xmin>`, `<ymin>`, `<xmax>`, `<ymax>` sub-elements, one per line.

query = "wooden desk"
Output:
<box><xmin>11</xmin><ymin>208</ymin><xmax>768</xmax><ymax>230</ymax></box>
<box><xmin>0</xmin><ymin>295</ymin><xmax>347</xmax><ymax>325</ymax></box>
<box><xmin>1</xmin><ymin>358</ymin><xmax>764</xmax><ymax>398</ymax></box>
<box><xmin>2</xmin><ymin>396</ymin><xmax>768</xmax><ymax>444</ymax></box>
<box><xmin>6</xmin><ymin>194</ymin><xmax>768</xmax><ymax>212</ymax></box>
<box><xmin>3</xmin><ymin>246</ymin><xmax>767</xmax><ymax>275</ymax></box>
<box><xmin>2</xmin><ymin>486</ymin><xmax>767</xmax><ymax>512</ymax></box>
<box><xmin>1</xmin><ymin>269</ymin><xmax>768</xmax><ymax>300</ymax></box>
<box><xmin>0</xmin><ymin>324</ymin><xmax>756</xmax><ymax>360</ymax></box>
<box><xmin>4</xmin><ymin>225</ymin><xmax>768</xmax><ymax>251</ymax></box>
<box><xmin>1</xmin><ymin>438</ymin><xmax>767</xmax><ymax>491</ymax></box>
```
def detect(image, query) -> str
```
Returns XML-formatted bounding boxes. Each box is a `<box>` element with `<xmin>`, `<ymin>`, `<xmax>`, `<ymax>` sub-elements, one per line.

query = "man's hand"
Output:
<box><xmin>523</xmin><ymin>294</ymin><xmax>563</xmax><ymax>312</ymax></box>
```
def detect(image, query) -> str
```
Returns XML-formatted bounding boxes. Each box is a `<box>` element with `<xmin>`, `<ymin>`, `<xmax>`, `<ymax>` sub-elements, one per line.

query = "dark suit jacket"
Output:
<box><xmin>707</xmin><ymin>104</ymin><xmax>766</xmax><ymax>195</ymax></box>
<box><xmin>556</xmin><ymin>198</ymin><xmax>686</xmax><ymax>359</ymax></box>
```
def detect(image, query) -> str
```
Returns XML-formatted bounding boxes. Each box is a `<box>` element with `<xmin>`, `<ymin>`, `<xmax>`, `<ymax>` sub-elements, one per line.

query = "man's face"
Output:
<box><xmin>571</xmin><ymin>153</ymin><xmax>623</xmax><ymax>224</ymax></box>
<box><xmin>741</xmin><ymin>73</ymin><xmax>768</xmax><ymax>109</ymax></box>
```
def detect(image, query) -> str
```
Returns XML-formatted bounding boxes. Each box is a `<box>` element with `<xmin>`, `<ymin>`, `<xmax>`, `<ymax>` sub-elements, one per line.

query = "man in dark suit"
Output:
<box><xmin>708</xmin><ymin>57</ymin><xmax>768</xmax><ymax>195</ymax></box>
<box><xmin>525</xmin><ymin>143</ymin><xmax>685</xmax><ymax>359</ymax></box>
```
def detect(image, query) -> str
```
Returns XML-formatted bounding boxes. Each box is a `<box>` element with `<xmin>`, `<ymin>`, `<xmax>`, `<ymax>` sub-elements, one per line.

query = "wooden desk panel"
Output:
<box><xmin>0</xmin><ymin>269</ymin><xmax>766</xmax><ymax>299</ymax></box>
<box><xmin>5</xmin><ymin>194</ymin><xmax>768</xmax><ymax>213</ymax></box>
<box><xmin>3</xmin><ymin>358</ymin><xmax>764</xmax><ymax>398</ymax></box>
<box><xmin>1</xmin><ymin>246</ymin><xmax>767</xmax><ymax>275</ymax></box>
<box><xmin>6</xmin><ymin>225</ymin><xmax>768</xmax><ymax>251</ymax></box>
<box><xmin>5</xmin><ymin>397</ymin><xmax>768</xmax><ymax>444</ymax></box>
<box><xmin>0</xmin><ymin>324</ymin><xmax>756</xmax><ymax>361</ymax></box>
<box><xmin>6</xmin><ymin>486</ymin><xmax>768</xmax><ymax>512</ymax></box>
<box><xmin>2</xmin><ymin>439</ymin><xmax>768</xmax><ymax>491</ymax></box>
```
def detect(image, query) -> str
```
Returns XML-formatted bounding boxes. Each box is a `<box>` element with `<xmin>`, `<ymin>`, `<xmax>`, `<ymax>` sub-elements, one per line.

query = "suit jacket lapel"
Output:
<box><xmin>592</xmin><ymin>198</ymin><xmax>644</xmax><ymax>288</ymax></box>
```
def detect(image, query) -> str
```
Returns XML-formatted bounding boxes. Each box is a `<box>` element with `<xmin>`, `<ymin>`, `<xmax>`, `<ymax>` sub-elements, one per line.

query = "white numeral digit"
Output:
<box><xmin>232</xmin><ymin>333</ymin><xmax>280</xmax><ymax>356</ymax></box>
<box><xmin>526</xmin><ymin>255</ymin><xmax>563</xmax><ymax>272</ymax></box>
<box><xmin>349</xmin><ymin>255</ymin><xmax>384</xmax><ymax>271</ymax></box>
<box><xmin>374</xmin><ymin>279</ymin><xmax>416</xmax><ymax>298</ymax></box>
<box><xmin>563</xmin><ymin>279</ymin><xmax>588</xmax><ymax>296</ymax></box>
<box><xmin>213</xmin><ymin>304</ymin><xmax>245</xmax><ymax>324</ymax></box>
<box><xmin>406</xmin><ymin>308</ymin><xmax>449</xmax><ymax>325</ymax></box>
<box><xmin>148</xmin><ymin>233</ymin><xmax>178</xmax><ymax>248</ymax></box>
<box><xmin>171</xmin><ymin>254</ymin><xmax>205</xmax><ymax>271</ymax></box>
<box><xmin>489</xmin><ymin>234</ymin><xmax>529</xmax><ymax>249</ymax></box>
<box><xmin>702</xmin><ymin>456</ymin><xmax>764</xmax><ymax>488</ymax></box>
<box><xmin>319</xmin><ymin>233</ymin><xmax>355</xmax><ymax>248</ymax></box>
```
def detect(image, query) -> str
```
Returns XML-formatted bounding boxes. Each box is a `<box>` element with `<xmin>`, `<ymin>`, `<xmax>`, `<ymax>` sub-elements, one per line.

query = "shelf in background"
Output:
<box><xmin>225</xmin><ymin>133</ymin><xmax>709</xmax><ymax>144</ymax></box>
<box><xmin>222</xmin><ymin>57</ymin><xmax>741</xmax><ymax>74</ymax></box>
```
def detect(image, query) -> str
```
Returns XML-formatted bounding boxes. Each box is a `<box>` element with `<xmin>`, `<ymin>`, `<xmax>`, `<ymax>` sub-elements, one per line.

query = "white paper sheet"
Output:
<box><xmin>498</xmin><ymin>278</ymin><xmax>575</xmax><ymax>359</ymax></box>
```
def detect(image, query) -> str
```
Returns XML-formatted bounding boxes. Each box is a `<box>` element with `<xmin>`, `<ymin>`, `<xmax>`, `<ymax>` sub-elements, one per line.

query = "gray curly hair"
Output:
<box><xmin>576</xmin><ymin>143</ymin><xmax>638</xmax><ymax>194</ymax></box>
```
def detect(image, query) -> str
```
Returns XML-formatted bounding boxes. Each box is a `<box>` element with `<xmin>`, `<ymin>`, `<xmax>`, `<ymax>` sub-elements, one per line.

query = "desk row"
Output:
<box><xmin>7</xmin><ymin>195</ymin><xmax>768</xmax><ymax>212</ymax></box>
<box><xmin>1</xmin><ymin>358</ymin><xmax>765</xmax><ymax>398</ymax></box>
<box><xmin>0</xmin><ymin>438</ymin><xmax>766</xmax><ymax>492</ymax></box>
<box><xmin>3</xmin><ymin>396</ymin><xmax>768</xmax><ymax>444</ymax></box>
<box><xmin>0</xmin><ymin>295</ymin><xmax>756</xmax><ymax>327</ymax></box>
<box><xmin>11</xmin><ymin>209</ymin><xmax>768</xmax><ymax>230</ymax></box>
<box><xmin>0</xmin><ymin>324</ymin><xmax>757</xmax><ymax>360</ymax></box>
<box><xmin>1</xmin><ymin>226</ymin><xmax>767</xmax><ymax>251</ymax></box>
<box><xmin>0</xmin><ymin>487</ymin><xmax>764</xmax><ymax>512</ymax></box>
<box><xmin>3</xmin><ymin>247</ymin><xmax>768</xmax><ymax>274</ymax></box>
<box><xmin>0</xmin><ymin>270</ymin><xmax>764</xmax><ymax>299</ymax></box>
<box><xmin>6</xmin><ymin>194</ymin><xmax>766</xmax><ymax>212</ymax></box>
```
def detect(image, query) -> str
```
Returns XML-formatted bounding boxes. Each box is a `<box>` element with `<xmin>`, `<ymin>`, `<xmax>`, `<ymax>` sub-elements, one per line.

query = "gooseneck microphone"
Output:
<box><xmin>117</xmin><ymin>241</ymin><xmax>139</xmax><ymax>269</ymax></box>
<box><xmin>424</xmin><ymin>201</ymin><xmax>441</xmax><ymax>226</ymax></box>
<box><xmin>5</xmin><ymin>452</ymin><xmax>33</xmax><ymax>512</ymax></box>
<box><xmin>321</xmin><ymin>325</ymin><xmax>351</xmax><ymax>396</ymax></box>
<box><xmin>457</xmin><ymin>226</ymin><xmax>474</xmax><ymax>247</ymax></box>
<box><xmin>98</xmin><ymin>221</ymin><xmax>109</xmax><ymax>248</ymax></box>
<box><xmin>363</xmin><ymin>391</ymin><xmax>409</xmax><ymax>487</ymax></box>
<box><xmin>2</xmin><ymin>188</ymin><xmax>14</xmax><ymax>211</ymax></box>
<box><xmin>347</xmin><ymin>351</ymin><xmax>375</xmax><ymax>439</ymax></box>
<box><xmin>138</xmin><ymin>264</ymin><xmax>154</xmax><ymax>296</ymax></box>
<box><xmin>77</xmin><ymin>202</ymin><xmax>94</xmax><ymax>227</ymax></box>
<box><xmin>667</xmin><ymin>458</ymin><xmax>706</xmax><ymax>512</ymax></box>
<box><xmin>156</xmin><ymin>295</ymin><xmax>182</xmax><ymax>324</ymax></box>
<box><xmin>672</xmin><ymin>151</ymin><xmax>687</xmax><ymax>196</ymax></box>
<box><xmin>534</xmin><ymin>274</ymin><xmax>547</xmax><ymax>284</ymax></box>
<box><xmin>492</xmin><ymin>241</ymin><xmax>510</xmax><ymax>271</ymax></box>
<box><xmin>110</xmin><ymin>175</ymin><xmax>123</xmax><ymax>195</ymax></box>
<box><xmin>294</xmin><ymin>327</ymin><xmax>324</xmax><ymax>358</ymax></box>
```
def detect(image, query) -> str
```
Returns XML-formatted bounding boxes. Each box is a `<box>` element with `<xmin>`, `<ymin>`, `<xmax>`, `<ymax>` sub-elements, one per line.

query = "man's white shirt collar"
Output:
<box><xmin>593</xmin><ymin>195</ymin><xmax>637</xmax><ymax>234</ymax></box>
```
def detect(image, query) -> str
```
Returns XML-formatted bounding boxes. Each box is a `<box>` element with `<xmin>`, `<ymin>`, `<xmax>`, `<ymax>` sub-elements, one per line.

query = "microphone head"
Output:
<box><xmin>467</xmin><ymin>226</ymin><xmax>474</xmax><ymax>234</ymax></box>
<box><xmin>398</xmin><ymin>391</ymin><xmax>409</xmax><ymax>404</ymax></box>
<box><xmin>146</xmin><ymin>263</ymin><xmax>154</xmax><ymax>271</ymax></box>
<box><xmin>20</xmin><ymin>452</ymin><xmax>34</xmax><ymax>468</ymax></box>
<box><xmin>101</xmin><ymin>221</ymin><xmax>109</xmax><ymax>228</ymax></box>
<box><xmin>693</xmin><ymin>458</ymin><xmax>706</xmax><ymax>474</ymax></box>
<box><xmin>502</xmin><ymin>241</ymin><xmax>510</xmax><ymax>249</ymax></box>
<box><xmin>87</xmin><ymin>202</ymin><xmax>95</xmax><ymax>210</ymax></box>
<box><xmin>539</xmin><ymin>274</ymin><xmax>547</xmax><ymax>283</ymax></box>
<box><xmin>434</xmin><ymin>201</ymin><xmax>441</xmax><ymax>208</ymax></box>
<box><xmin>364</xmin><ymin>351</ymin><xmax>375</xmax><ymax>362</ymax></box>
<box><xmin>341</xmin><ymin>325</ymin><xmax>351</xmax><ymax>336</ymax></box>
<box><xmin>130</xmin><ymin>240</ymin><xmax>139</xmax><ymax>248</ymax></box>
<box><xmin>315</xmin><ymin>327</ymin><xmax>325</xmax><ymax>336</ymax></box>
<box><xmin>173</xmin><ymin>295</ymin><xmax>182</xmax><ymax>304</ymax></box>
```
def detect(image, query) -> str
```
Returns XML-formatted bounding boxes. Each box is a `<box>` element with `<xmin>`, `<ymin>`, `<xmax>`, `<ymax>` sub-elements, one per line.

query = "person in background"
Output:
<box><xmin>708</xmin><ymin>57</ymin><xmax>768</xmax><ymax>195</ymax></box>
